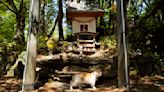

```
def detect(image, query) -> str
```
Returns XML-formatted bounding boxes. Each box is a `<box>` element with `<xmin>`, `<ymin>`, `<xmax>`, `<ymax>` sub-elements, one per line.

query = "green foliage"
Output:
<box><xmin>46</xmin><ymin>37</ymin><xmax>58</xmax><ymax>50</ymax></box>
<box><xmin>0</xmin><ymin>12</ymin><xmax>15</xmax><ymax>42</ymax></box>
<box><xmin>38</xmin><ymin>36</ymin><xmax>48</xmax><ymax>50</ymax></box>
<box><xmin>99</xmin><ymin>35</ymin><xmax>117</xmax><ymax>49</ymax></box>
<box><xmin>16</xmin><ymin>51</ymin><xmax>26</xmax><ymax>65</ymax></box>
<box><xmin>127</xmin><ymin>0</ymin><xmax>164</xmax><ymax>73</ymax></box>
<box><xmin>37</xmin><ymin>36</ymin><xmax>60</xmax><ymax>54</ymax></box>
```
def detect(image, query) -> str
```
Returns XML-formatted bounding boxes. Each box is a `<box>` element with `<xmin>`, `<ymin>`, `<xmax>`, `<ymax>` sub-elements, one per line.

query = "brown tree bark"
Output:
<box><xmin>58</xmin><ymin>0</ymin><xmax>64</xmax><ymax>41</ymax></box>
<box><xmin>108</xmin><ymin>0</ymin><xmax>113</xmax><ymax>34</ymax></box>
<box><xmin>116</xmin><ymin>0</ymin><xmax>129</xmax><ymax>88</ymax></box>
<box><xmin>15</xmin><ymin>13</ymin><xmax>25</xmax><ymax>44</ymax></box>
<box><xmin>48</xmin><ymin>15</ymin><xmax>58</xmax><ymax>38</ymax></box>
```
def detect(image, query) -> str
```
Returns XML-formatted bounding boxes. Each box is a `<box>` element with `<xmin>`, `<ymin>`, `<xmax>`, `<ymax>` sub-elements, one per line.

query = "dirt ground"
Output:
<box><xmin>0</xmin><ymin>75</ymin><xmax>164</xmax><ymax>92</ymax></box>
<box><xmin>1</xmin><ymin>49</ymin><xmax>164</xmax><ymax>92</ymax></box>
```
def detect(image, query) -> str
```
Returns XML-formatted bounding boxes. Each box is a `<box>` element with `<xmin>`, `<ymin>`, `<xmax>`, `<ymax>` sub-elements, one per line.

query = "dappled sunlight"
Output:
<box><xmin>0</xmin><ymin>76</ymin><xmax>22</xmax><ymax>92</ymax></box>
<box><xmin>130</xmin><ymin>75</ymin><xmax>164</xmax><ymax>92</ymax></box>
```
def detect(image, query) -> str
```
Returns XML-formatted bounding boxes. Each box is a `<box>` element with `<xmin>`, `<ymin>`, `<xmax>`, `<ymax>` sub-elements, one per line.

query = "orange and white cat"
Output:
<box><xmin>70</xmin><ymin>70</ymin><xmax>102</xmax><ymax>90</ymax></box>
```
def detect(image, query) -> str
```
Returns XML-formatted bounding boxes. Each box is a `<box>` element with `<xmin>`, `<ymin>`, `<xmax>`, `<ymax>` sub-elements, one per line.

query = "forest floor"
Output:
<box><xmin>0</xmin><ymin>75</ymin><xmax>164</xmax><ymax>92</ymax></box>
<box><xmin>0</xmin><ymin>49</ymin><xmax>164</xmax><ymax>92</ymax></box>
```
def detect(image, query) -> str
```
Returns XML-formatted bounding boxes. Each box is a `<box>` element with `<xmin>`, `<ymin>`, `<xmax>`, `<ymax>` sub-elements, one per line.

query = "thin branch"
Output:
<box><xmin>19</xmin><ymin>0</ymin><xmax>24</xmax><ymax>11</ymax></box>
<box><xmin>48</xmin><ymin>15</ymin><xmax>58</xmax><ymax>38</ymax></box>
<box><xmin>0</xmin><ymin>1</ymin><xmax>16</xmax><ymax>14</ymax></box>
<box><xmin>143</xmin><ymin>0</ymin><xmax>149</xmax><ymax>8</ymax></box>
<box><xmin>6</xmin><ymin>0</ymin><xmax>18</xmax><ymax>11</ymax></box>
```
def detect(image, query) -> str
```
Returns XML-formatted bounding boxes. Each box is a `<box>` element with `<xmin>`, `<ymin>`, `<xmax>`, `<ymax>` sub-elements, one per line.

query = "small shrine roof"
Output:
<box><xmin>66</xmin><ymin>0</ymin><xmax>104</xmax><ymax>18</ymax></box>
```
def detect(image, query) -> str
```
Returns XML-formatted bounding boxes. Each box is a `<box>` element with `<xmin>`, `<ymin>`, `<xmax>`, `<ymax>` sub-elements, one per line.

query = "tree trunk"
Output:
<box><xmin>22</xmin><ymin>0</ymin><xmax>40</xmax><ymax>91</ymax></box>
<box><xmin>15</xmin><ymin>14</ymin><xmax>25</xmax><ymax>44</ymax></box>
<box><xmin>15</xmin><ymin>0</ymin><xmax>26</xmax><ymax>45</ymax></box>
<box><xmin>116</xmin><ymin>0</ymin><xmax>129</xmax><ymax>88</ymax></box>
<box><xmin>39</xmin><ymin>0</ymin><xmax>47</xmax><ymax>37</ymax></box>
<box><xmin>58</xmin><ymin>0</ymin><xmax>64</xmax><ymax>41</ymax></box>
<box><xmin>108</xmin><ymin>0</ymin><xmax>112</xmax><ymax>34</ymax></box>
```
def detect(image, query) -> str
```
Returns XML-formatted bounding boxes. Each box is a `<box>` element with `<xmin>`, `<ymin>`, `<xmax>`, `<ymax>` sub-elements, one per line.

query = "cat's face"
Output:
<box><xmin>93</xmin><ymin>70</ymin><xmax>102</xmax><ymax>77</ymax></box>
